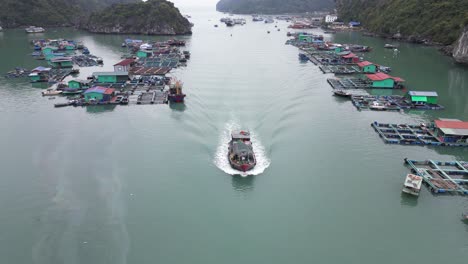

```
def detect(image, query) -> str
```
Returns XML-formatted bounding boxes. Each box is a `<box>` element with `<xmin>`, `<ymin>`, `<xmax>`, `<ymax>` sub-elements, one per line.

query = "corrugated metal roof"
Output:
<box><xmin>113</xmin><ymin>59</ymin><xmax>134</xmax><ymax>66</ymax></box>
<box><xmin>84</xmin><ymin>87</ymin><xmax>115</xmax><ymax>95</ymax></box>
<box><xmin>357</xmin><ymin>61</ymin><xmax>373</xmax><ymax>67</ymax></box>
<box><xmin>439</xmin><ymin>128</ymin><xmax>468</xmax><ymax>136</ymax></box>
<box><xmin>435</xmin><ymin>119</ymin><xmax>468</xmax><ymax>129</ymax></box>
<box><xmin>408</xmin><ymin>91</ymin><xmax>438</xmax><ymax>97</ymax></box>
<box><xmin>366</xmin><ymin>72</ymin><xmax>391</xmax><ymax>81</ymax></box>
<box><xmin>93</xmin><ymin>72</ymin><xmax>128</xmax><ymax>76</ymax></box>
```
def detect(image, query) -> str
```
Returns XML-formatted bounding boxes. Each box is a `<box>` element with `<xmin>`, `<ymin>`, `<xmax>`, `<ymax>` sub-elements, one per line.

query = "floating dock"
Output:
<box><xmin>327</xmin><ymin>78</ymin><xmax>370</xmax><ymax>89</ymax></box>
<box><xmin>404</xmin><ymin>159</ymin><xmax>468</xmax><ymax>195</ymax></box>
<box><xmin>137</xmin><ymin>91</ymin><xmax>167</xmax><ymax>104</ymax></box>
<box><xmin>371</xmin><ymin>121</ymin><xmax>468</xmax><ymax>146</ymax></box>
<box><xmin>319</xmin><ymin>65</ymin><xmax>360</xmax><ymax>74</ymax></box>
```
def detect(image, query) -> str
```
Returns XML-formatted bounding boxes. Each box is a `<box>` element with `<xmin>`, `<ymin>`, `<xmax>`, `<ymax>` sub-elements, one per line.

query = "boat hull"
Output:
<box><xmin>168</xmin><ymin>94</ymin><xmax>186</xmax><ymax>103</ymax></box>
<box><xmin>229</xmin><ymin>160</ymin><xmax>256</xmax><ymax>172</ymax></box>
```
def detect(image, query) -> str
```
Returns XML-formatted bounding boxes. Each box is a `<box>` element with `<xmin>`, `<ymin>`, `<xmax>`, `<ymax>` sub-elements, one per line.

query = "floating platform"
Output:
<box><xmin>137</xmin><ymin>91</ymin><xmax>168</xmax><ymax>104</ymax></box>
<box><xmin>351</xmin><ymin>95</ymin><xmax>444</xmax><ymax>111</ymax></box>
<box><xmin>327</xmin><ymin>78</ymin><xmax>370</xmax><ymax>89</ymax></box>
<box><xmin>320</xmin><ymin>65</ymin><xmax>360</xmax><ymax>74</ymax></box>
<box><xmin>405</xmin><ymin>159</ymin><xmax>468</xmax><ymax>195</ymax></box>
<box><xmin>371</xmin><ymin>122</ymin><xmax>468</xmax><ymax>146</ymax></box>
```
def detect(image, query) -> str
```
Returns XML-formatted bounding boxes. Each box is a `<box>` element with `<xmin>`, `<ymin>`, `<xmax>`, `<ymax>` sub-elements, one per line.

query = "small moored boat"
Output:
<box><xmin>384</xmin><ymin>44</ymin><xmax>397</xmax><ymax>49</ymax></box>
<box><xmin>42</xmin><ymin>88</ymin><xmax>62</xmax><ymax>96</ymax></box>
<box><xmin>228</xmin><ymin>131</ymin><xmax>256</xmax><ymax>172</ymax></box>
<box><xmin>333</xmin><ymin>90</ymin><xmax>351</xmax><ymax>98</ymax></box>
<box><xmin>369</xmin><ymin>101</ymin><xmax>386</xmax><ymax>111</ymax></box>
<box><xmin>402</xmin><ymin>174</ymin><xmax>423</xmax><ymax>196</ymax></box>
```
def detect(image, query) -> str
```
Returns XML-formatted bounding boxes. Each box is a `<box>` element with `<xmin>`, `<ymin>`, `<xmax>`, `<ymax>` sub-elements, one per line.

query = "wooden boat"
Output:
<box><xmin>402</xmin><ymin>174</ymin><xmax>423</xmax><ymax>196</ymax></box>
<box><xmin>462</xmin><ymin>213</ymin><xmax>468</xmax><ymax>222</ymax></box>
<box><xmin>228</xmin><ymin>131</ymin><xmax>256</xmax><ymax>172</ymax></box>
<box><xmin>25</xmin><ymin>26</ymin><xmax>45</xmax><ymax>33</ymax></box>
<box><xmin>384</xmin><ymin>44</ymin><xmax>397</xmax><ymax>49</ymax></box>
<box><xmin>333</xmin><ymin>90</ymin><xmax>351</xmax><ymax>98</ymax></box>
<box><xmin>42</xmin><ymin>88</ymin><xmax>62</xmax><ymax>96</ymax></box>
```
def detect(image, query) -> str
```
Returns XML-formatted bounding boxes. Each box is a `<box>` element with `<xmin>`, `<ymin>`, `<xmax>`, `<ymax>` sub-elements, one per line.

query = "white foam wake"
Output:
<box><xmin>214</xmin><ymin>122</ymin><xmax>270</xmax><ymax>177</ymax></box>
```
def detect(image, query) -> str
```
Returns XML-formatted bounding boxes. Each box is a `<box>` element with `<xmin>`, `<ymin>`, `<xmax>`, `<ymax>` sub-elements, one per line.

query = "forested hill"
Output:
<box><xmin>84</xmin><ymin>0</ymin><xmax>192</xmax><ymax>35</ymax></box>
<box><xmin>336</xmin><ymin>0</ymin><xmax>468</xmax><ymax>45</ymax></box>
<box><xmin>216</xmin><ymin>0</ymin><xmax>335</xmax><ymax>14</ymax></box>
<box><xmin>0</xmin><ymin>0</ymin><xmax>137</xmax><ymax>28</ymax></box>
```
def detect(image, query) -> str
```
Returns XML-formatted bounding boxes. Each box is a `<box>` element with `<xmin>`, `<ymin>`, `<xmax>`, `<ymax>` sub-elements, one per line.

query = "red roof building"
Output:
<box><xmin>113</xmin><ymin>58</ymin><xmax>135</xmax><ymax>72</ymax></box>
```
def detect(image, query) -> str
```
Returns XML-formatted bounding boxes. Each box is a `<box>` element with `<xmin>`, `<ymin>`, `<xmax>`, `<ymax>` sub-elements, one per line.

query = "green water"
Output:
<box><xmin>1</xmin><ymin>7</ymin><xmax>468</xmax><ymax>264</ymax></box>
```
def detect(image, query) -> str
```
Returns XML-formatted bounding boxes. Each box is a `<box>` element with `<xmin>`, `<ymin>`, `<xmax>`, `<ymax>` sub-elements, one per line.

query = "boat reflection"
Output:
<box><xmin>169</xmin><ymin>102</ymin><xmax>186</xmax><ymax>112</ymax></box>
<box><xmin>400</xmin><ymin>192</ymin><xmax>418</xmax><ymax>207</ymax></box>
<box><xmin>86</xmin><ymin>104</ymin><xmax>116</xmax><ymax>114</ymax></box>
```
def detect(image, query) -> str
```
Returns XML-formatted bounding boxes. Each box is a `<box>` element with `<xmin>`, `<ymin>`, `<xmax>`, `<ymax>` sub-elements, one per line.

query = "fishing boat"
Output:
<box><xmin>42</xmin><ymin>88</ymin><xmax>62</xmax><ymax>96</ymax></box>
<box><xmin>298</xmin><ymin>53</ymin><xmax>309</xmax><ymax>61</ymax></box>
<box><xmin>225</xmin><ymin>20</ymin><xmax>234</xmax><ymax>27</ymax></box>
<box><xmin>384</xmin><ymin>44</ymin><xmax>397</xmax><ymax>49</ymax></box>
<box><xmin>0</xmin><ymin>26</ymin><xmax>3</xmax><ymax>32</ymax></box>
<box><xmin>228</xmin><ymin>131</ymin><xmax>256</xmax><ymax>172</ymax></box>
<box><xmin>264</xmin><ymin>18</ymin><xmax>274</xmax><ymax>24</ymax></box>
<box><xmin>402</xmin><ymin>174</ymin><xmax>423</xmax><ymax>196</ymax></box>
<box><xmin>25</xmin><ymin>26</ymin><xmax>45</xmax><ymax>33</ymax></box>
<box><xmin>333</xmin><ymin>90</ymin><xmax>351</xmax><ymax>98</ymax></box>
<box><xmin>168</xmin><ymin>79</ymin><xmax>186</xmax><ymax>103</ymax></box>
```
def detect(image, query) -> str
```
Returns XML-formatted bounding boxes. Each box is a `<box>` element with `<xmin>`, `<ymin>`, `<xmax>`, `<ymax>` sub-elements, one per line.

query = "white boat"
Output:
<box><xmin>402</xmin><ymin>174</ymin><xmax>423</xmax><ymax>196</ymax></box>
<box><xmin>264</xmin><ymin>18</ymin><xmax>274</xmax><ymax>24</ymax></box>
<box><xmin>26</xmin><ymin>26</ymin><xmax>45</xmax><ymax>33</ymax></box>
<box><xmin>42</xmin><ymin>88</ymin><xmax>62</xmax><ymax>96</ymax></box>
<box><xmin>0</xmin><ymin>26</ymin><xmax>3</xmax><ymax>32</ymax></box>
<box><xmin>369</xmin><ymin>101</ymin><xmax>386</xmax><ymax>111</ymax></box>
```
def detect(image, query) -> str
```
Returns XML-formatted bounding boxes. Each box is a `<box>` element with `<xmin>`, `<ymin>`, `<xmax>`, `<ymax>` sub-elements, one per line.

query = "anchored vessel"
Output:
<box><xmin>228</xmin><ymin>131</ymin><xmax>256</xmax><ymax>172</ymax></box>
<box><xmin>402</xmin><ymin>174</ymin><xmax>423</xmax><ymax>196</ymax></box>
<box><xmin>168</xmin><ymin>79</ymin><xmax>186</xmax><ymax>103</ymax></box>
<box><xmin>25</xmin><ymin>26</ymin><xmax>45</xmax><ymax>33</ymax></box>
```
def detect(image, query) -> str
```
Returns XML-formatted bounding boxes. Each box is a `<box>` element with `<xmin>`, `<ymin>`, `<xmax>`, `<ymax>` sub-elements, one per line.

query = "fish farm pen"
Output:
<box><xmin>404</xmin><ymin>159</ymin><xmax>468</xmax><ymax>195</ymax></box>
<box><xmin>351</xmin><ymin>95</ymin><xmax>444</xmax><ymax>111</ymax></box>
<box><xmin>327</xmin><ymin>78</ymin><xmax>370</xmax><ymax>89</ymax></box>
<box><xmin>371</xmin><ymin>121</ymin><xmax>468</xmax><ymax>146</ymax></box>
<box><xmin>319</xmin><ymin>65</ymin><xmax>360</xmax><ymax>74</ymax></box>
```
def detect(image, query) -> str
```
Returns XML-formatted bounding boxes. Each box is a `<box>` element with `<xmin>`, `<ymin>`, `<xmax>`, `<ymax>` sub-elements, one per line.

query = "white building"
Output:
<box><xmin>325</xmin><ymin>15</ymin><xmax>338</xmax><ymax>23</ymax></box>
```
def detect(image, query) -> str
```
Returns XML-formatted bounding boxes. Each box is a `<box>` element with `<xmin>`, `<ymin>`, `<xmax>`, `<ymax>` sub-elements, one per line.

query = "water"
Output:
<box><xmin>1</xmin><ymin>5</ymin><xmax>468</xmax><ymax>264</ymax></box>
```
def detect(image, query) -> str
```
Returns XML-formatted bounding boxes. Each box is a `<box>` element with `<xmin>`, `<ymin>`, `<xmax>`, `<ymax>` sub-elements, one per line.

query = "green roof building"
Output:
<box><xmin>93</xmin><ymin>72</ymin><xmax>129</xmax><ymax>84</ymax></box>
<box><xmin>407</xmin><ymin>91</ymin><xmax>438</xmax><ymax>104</ymax></box>
<box><xmin>357</xmin><ymin>61</ymin><xmax>376</xmax><ymax>73</ymax></box>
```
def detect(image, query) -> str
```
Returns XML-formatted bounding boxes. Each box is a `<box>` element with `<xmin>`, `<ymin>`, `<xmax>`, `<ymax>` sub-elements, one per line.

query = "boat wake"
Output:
<box><xmin>214</xmin><ymin>122</ymin><xmax>270</xmax><ymax>177</ymax></box>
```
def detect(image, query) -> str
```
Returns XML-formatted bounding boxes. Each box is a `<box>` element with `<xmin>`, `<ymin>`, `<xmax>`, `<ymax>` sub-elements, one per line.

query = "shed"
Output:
<box><xmin>49</xmin><ymin>57</ymin><xmax>73</xmax><ymax>68</ymax></box>
<box><xmin>29</xmin><ymin>67</ymin><xmax>51</xmax><ymax>82</ymax></box>
<box><xmin>341</xmin><ymin>52</ymin><xmax>359</xmax><ymax>63</ymax></box>
<box><xmin>113</xmin><ymin>58</ymin><xmax>135</xmax><ymax>72</ymax></box>
<box><xmin>42</xmin><ymin>46</ymin><xmax>58</xmax><ymax>55</ymax></box>
<box><xmin>68</xmin><ymin>79</ymin><xmax>92</xmax><ymax>90</ymax></box>
<box><xmin>366</xmin><ymin>73</ymin><xmax>404</xmax><ymax>88</ymax></box>
<box><xmin>84</xmin><ymin>87</ymin><xmax>115</xmax><ymax>102</ymax></box>
<box><xmin>407</xmin><ymin>91</ymin><xmax>438</xmax><ymax>104</ymax></box>
<box><xmin>357</xmin><ymin>61</ymin><xmax>376</xmax><ymax>73</ymax></box>
<box><xmin>93</xmin><ymin>72</ymin><xmax>128</xmax><ymax>83</ymax></box>
<box><xmin>433</xmin><ymin>119</ymin><xmax>468</xmax><ymax>143</ymax></box>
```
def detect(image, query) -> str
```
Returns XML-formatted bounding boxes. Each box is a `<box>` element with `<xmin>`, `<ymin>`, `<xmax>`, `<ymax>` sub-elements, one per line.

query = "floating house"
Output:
<box><xmin>357</xmin><ymin>61</ymin><xmax>376</xmax><ymax>73</ymax></box>
<box><xmin>84</xmin><ymin>87</ymin><xmax>115</xmax><ymax>103</ymax></box>
<box><xmin>92</xmin><ymin>72</ymin><xmax>128</xmax><ymax>83</ymax></box>
<box><xmin>49</xmin><ymin>57</ymin><xmax>73</xmax><ymax>68</ymax></box>
<box><xmin>433</xmin><ymin>119</ymin><xmax>468</xmax><ymax>144</ymax></box>
<box><xmin>68</xmin><ymin>79</ymin><xmax>92</xmax><ymax>90</ymax></box>
<box><xmin>28</xmin><ymin>66</ymin><xmax>51</xmax><ymax>82</ymax></box>
<box><xmin>341</xmin><ymin>52</ymin><xmax>359</xmax><ymax>63</ymax></box>
<box><xmin>406</xmin><ymin>91</ymin><xmax>438</xmax><ymax>105</ymax></box>
<box><xmin>113</xmin><ymin>59</ymin><xmax>135</xmax><ymax>72</ymax></box>
<box><xmin>366</xmin><ymin>73</ymin><xmax>404</xmax><ymax>88</ymax></box>
<box><xmin>42</xmin><ymin>46</ymin><xmax>58</xmax><ymax>55</ymax></box>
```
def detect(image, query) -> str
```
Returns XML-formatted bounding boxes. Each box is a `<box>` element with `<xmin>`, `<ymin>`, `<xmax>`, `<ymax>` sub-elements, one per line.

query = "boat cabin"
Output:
<box><xmin>433</xmin><ymin>119</ymin><xmax>468</xmax><ymax>144</ymax></box>
<box><xmin>93</xmin><ymin>72</ymin><xmax>129</xmax><ymax>84</ymax></box>
<box><xmin>402</xmin><ymin>174</ymin><xmax>423</xmax><ymax>196</ymax></box>
<box><xmin>231</xmin><ymin>130</ymin><xmax>251</xmax><ymax>141</ymax></box>
<box><xmin>137</xmin><ymin>50</ymin><xmax>152</xmax><ymax>58</ymax></box>
<box><xmin>357</xmin><ymin>61</ymin><xmax>376</xmax><ymax>73</ymax></box>
<box><xmin>365</xmin><ymin>73</ymin><xmax>405</xmax><ymax>88</ymax></box>
<box><xmin>406</xmin><ymin>91</ymin><xmax>438</xmax><ymax>106</ymax></box>
<box><xmin>84</xmin><ymin>87</ymin><xmax>115</xmax><ymax>103</ymax></box>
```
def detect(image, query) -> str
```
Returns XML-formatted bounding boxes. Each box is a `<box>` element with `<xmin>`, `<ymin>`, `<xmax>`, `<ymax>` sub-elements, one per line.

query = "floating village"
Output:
<box><xmin>5</xmin><ymin>36</ymin><xmax>190</xmax><ymax>108</ymax></box>
<box><xmin>281</xmin><ymin>19</ymin><xmax>468</xmax><ymax>203</ymax></box>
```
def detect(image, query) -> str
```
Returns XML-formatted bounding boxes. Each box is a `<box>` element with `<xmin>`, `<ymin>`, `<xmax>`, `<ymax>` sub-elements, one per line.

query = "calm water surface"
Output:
<box><xmin>1</xmin><ymin>6</ymin><xmax>468</xmax><ymax>264</ymax></box>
